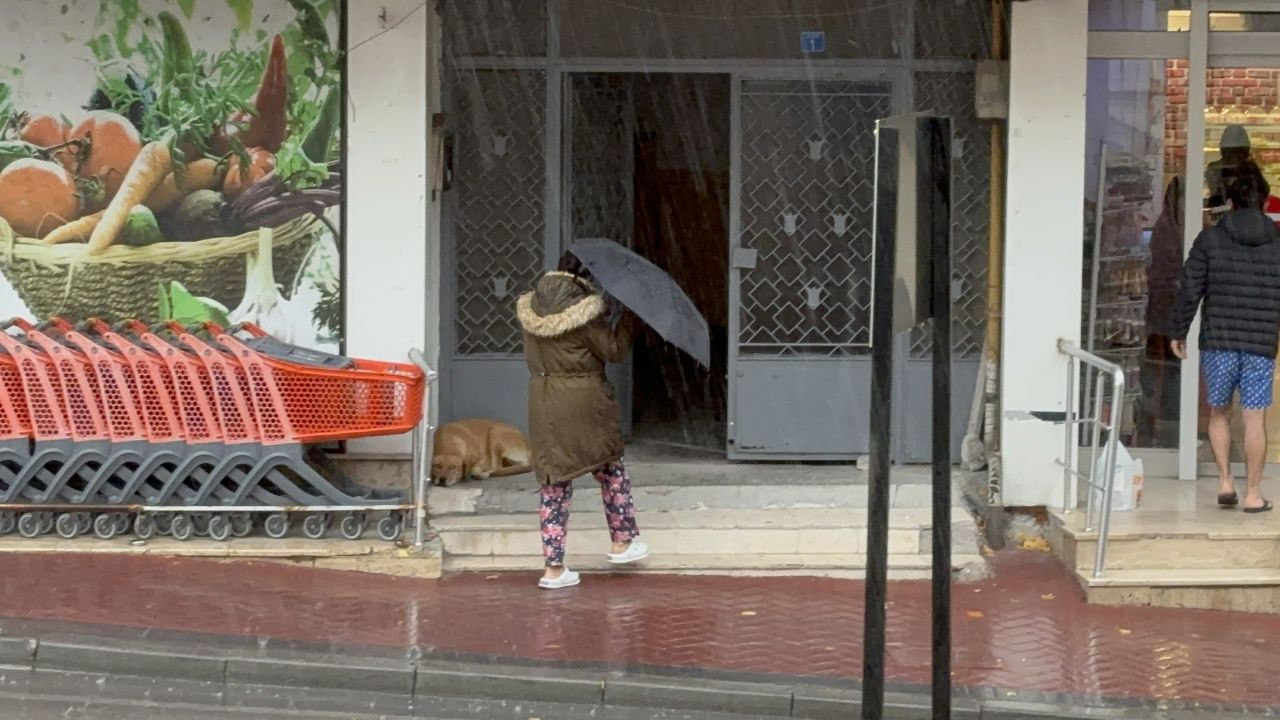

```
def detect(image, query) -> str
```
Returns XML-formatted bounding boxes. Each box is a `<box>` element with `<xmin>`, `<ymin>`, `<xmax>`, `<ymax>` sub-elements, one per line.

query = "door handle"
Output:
<box><xmin>732</xmin><ymin>248</ymin><xmax>758</xmax><ymax>270</ymax></box>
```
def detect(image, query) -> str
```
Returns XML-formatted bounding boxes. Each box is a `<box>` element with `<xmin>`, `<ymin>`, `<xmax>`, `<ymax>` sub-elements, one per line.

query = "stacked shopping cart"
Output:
<box><xmin>0</xmin><ymin>318</ymin><xmax>429</xmax><ymax>543</ymax></box>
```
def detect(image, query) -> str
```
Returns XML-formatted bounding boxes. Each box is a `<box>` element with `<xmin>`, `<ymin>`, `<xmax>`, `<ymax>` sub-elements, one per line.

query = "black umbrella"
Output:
<box><xmin>568</xmin><ymin>238</ymin><xmax>711</xmax><ymax>368</ymax></box>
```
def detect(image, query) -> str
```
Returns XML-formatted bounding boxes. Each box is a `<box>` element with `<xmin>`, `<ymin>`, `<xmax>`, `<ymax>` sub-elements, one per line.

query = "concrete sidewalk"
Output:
<box><xmin>0</xmin><ymin>550</ymin><xmax>1276</xmax><ymax>717</ymax></box>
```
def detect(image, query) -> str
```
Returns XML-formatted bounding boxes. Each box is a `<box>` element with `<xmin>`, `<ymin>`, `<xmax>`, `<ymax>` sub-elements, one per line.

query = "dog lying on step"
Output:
<box><xmin>431</xmin><ymin>419</ymin><xmax>532</xmax><ymax>486</ymax></box>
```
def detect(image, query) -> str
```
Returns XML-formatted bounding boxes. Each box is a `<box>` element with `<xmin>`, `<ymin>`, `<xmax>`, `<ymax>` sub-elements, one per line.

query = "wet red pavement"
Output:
<box><xmin>1</xmin><ymin>550</ymin><xmax>1277</xmax><ymax>708</ymax></box>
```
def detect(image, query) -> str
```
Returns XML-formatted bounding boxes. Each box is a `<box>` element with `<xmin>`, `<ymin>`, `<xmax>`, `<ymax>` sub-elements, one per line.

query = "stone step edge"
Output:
<box><xmin>1077</xmin><ymin>567</ymin><xmax>1280</xmax><ymax>589</ymax></box>
<box><xmin>431</xmin><ymin>508</ymin><xmax>976</xmax><ymax>532</ymax></box>
<box><xmin>444</xmin><ymin>552</ymin><xmax>987</xmax><ymax>572</ymax></box>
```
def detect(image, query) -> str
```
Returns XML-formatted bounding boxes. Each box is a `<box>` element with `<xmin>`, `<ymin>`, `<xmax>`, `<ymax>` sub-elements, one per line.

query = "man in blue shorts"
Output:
<box><xmin>1170</xmin><ymin>161</ymin><xmax>1280</xmax><ymax>514</ymax></box>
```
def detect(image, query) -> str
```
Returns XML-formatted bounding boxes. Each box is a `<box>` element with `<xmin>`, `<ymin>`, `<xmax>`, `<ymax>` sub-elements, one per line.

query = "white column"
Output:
<box><xmin>344</xmin><ymin>1</ymin><xmax>438</xmax><ymax>456</ymax></box>
<box><xmin>1000</xmin><ymin>0</ymin><xmax>1090</xmax><ymax>507</ymax></box>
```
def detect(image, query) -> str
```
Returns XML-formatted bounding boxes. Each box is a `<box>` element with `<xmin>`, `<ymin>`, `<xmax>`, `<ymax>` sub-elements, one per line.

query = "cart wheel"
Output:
<box><xmin>93</xmin><ymin>513</ymin><xmax>118</xmax><ymax>540</ymax></box>
<box><xmin>55</xmin><ymin>513</ymin><xmax>80</xmax><ymax>539</ymax></box>
<box><xmin>302</xmin><ymin>514</ymin><xmax>328</xmax><ymax>540</ymax></box>
<box><xmin>76</xmin><ymin>513</ymin><xmax>93</xmax><ymax>535</ymax></box>
<box><xmin>0</xmin><ymin>512</ymin><xmax>14</xmax><ymax>535</ymax></box>
<box><xmin>207</xmin><ymin>515</ymin><xmax>232</xmax><ymax>542</ymax></box>
<box><xmin>376</xmin><ymin>513</ymin><xmax>403</xmax><ymax>542</ymax></box>
<box><xmin>134</xmin><ymin>514</ymin><xmax>157</xmax><ymax>541</ymax></box>
<box><xmin>170</xmin><ymin>514</ymin><xmax>194</xmax><ymax>541</ymax></box>
<box><xmin>154</xmin><ymin>512</ymin><xmax>174</xmax><ymax>535</ymax></box>
<box><xmin>39</xmin><ymin>513</ymin><xmax>54</xmax><ymax>534</ymax></box>
<box><xmin>339</xmin><ymin>514</ymin><xmax>365</xmax><ymax>541</ymax></box>
<box><xmin>17</xmin><ymin>513</ymin><xmax>42</xmax><ymax>538</ymax></box>
<box><xmin>113</xmin><ymin>513</ymin><xmax>131</xmax><ymax>535</ymax></box>
<box><xmin>264</xmin><ymin>513</ymin><xmax>290</xmax><ymax>539</ymax></box>
<box><xmin>230</xmin><ymin>513</ymin><xmax>253</xmax><ymax>538</ymax></box>
<box><xmin>191</xmin><ymin>513</ymin><xmax>210</xmax><ymax>537</ymax></box>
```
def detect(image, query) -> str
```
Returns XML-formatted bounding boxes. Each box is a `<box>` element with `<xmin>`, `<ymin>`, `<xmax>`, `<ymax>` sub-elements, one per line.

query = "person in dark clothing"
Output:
<box><xmin>1138</xmin><ymin>176</ymin><xmax>1184</xmax><ymax>447</ymax></box>
<box><xmin>1170</xmin><ymin>161</ymin><xmax>1280</xmax><ymax>514</ymax></box>
<box><xmin>1205</xmin><ymin>124</ymin><xmax>1260</xmax><ymax>210</ymax></box>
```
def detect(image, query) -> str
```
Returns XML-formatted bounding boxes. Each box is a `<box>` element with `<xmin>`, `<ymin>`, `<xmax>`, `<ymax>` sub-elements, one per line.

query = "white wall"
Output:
<box><xmin>344</xmin><ymin>0</ymin><xmax>440</xmax><ymax>457</ymax></box>
<box><xmin>1000</xmin><ymin>0</ymin><xmax>1089</xmax><ymax>507</ymax></box>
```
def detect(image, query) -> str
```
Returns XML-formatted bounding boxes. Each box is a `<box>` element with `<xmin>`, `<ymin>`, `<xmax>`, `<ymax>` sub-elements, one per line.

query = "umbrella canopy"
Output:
<box><xmin>569</xmin><ymin>238</ymin><xmax>711</xmax><ymax>368</ymax></box>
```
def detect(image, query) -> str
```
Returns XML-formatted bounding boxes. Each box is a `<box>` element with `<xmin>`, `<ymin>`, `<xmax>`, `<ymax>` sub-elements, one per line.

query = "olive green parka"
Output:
<box><xmin>516</xmin><ymin>271</ymin><xmax>634</xmax><ymax>485</ymax></box>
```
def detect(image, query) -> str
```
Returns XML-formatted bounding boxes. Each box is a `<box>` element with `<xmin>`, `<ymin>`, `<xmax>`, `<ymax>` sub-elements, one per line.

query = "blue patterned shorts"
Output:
<box><xmin>1202</xmin><ymin>350</ymin><xmax>1276</xmax><ymax>410</ymax></box>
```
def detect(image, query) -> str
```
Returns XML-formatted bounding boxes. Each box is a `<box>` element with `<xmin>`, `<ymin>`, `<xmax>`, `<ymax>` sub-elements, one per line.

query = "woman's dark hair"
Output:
<box><xmin>1226</xmin><ymin>160</ymin><xmax>1269</xmax><ymax>210</ymax></box>
<box><xmin>556</xmin><ymin>250</ymin><xmax>595</xmax><ymax>284</ymax></box>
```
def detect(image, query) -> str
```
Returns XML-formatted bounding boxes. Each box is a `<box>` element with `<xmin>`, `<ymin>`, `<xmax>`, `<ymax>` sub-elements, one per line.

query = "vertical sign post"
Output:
<box><xmin>863</xmin><ymin>118</ymin><xmax>898</xmax><ymax>720</ymax></box>
<box><xmin>921</xmin><ymin>116</ymin><xmax>953</xmax><ymax>720</ymax></box>
<box><xmin>862</xmin><ymin>115</ymin><xmax>952</xmax><ymax>720</ymax></box>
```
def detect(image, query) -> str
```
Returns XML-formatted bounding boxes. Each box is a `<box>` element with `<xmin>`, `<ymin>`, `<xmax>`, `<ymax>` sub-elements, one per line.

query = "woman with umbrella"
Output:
<box><xmin>516</xmin><ymin>251</ymin><xmax>649</xmax><ymax>589</ymax></box>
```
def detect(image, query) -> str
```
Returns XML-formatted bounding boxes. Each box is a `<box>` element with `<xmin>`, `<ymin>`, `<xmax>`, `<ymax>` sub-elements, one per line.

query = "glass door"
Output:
<box><xmin>1194</xmin><ymin>61</ymin><xmax>1280</xmax><ymax>473</ymax></box>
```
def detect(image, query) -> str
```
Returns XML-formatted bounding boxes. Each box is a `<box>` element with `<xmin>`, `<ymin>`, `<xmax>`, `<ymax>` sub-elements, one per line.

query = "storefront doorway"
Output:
<box><xmin>1086</xmin><ymin>1</ymin><xmax>1280</xmax><ymax>480</ymax></box>
<box><xmin>441</xmin><ymin>1</ymin><xmax>991</xmax><ymax>464</ymax></box>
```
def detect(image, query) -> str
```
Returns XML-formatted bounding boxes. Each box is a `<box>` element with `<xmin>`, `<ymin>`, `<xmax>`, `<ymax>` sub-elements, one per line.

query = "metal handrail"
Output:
<box><xmin>1056</xmin><ymin>339</ymin><xmax>1126</xmax><ymax>578</ymax></box>
<box><xmin>408</xmin><ymin>349</ymin><xmax>439</xmax><ymax>549</ymax></box>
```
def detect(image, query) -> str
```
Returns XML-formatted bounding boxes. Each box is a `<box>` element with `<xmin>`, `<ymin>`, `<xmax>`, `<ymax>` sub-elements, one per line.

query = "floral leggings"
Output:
<box><xmin>540</xmin><ymin>461</ymin><xmax>640</xmax><ymax>567</ymax></box>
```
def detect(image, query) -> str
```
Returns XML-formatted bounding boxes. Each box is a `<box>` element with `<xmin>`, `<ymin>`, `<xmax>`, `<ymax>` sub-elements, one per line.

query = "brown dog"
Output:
<box><xmin>431</xmin><ymin>419</ymin><xmax>532</xmax><ymax>486</ymax></box>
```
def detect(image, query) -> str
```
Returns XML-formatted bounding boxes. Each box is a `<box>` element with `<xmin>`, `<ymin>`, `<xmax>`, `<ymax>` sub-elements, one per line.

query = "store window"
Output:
<box><xmin>1203</xmin><ymin>11</ymin><xmax>1280</xmax><ymax>32</ymax></box>
<box><xmin>1089</xmin><ymin>0</ymin><xmax>1189</xmax><ymax>31</ymax></box>
<box><xmin>1083</xmin><ymin>58</ymin><xmax>1184</xmax><ymax>449</ymax></box>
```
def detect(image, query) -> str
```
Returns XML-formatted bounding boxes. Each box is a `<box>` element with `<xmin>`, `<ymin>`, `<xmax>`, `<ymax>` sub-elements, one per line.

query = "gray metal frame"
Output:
<box><xmin>442</xmin><ymin>1</ymin><xmax>984</xmax><ymax>461</ymax></box>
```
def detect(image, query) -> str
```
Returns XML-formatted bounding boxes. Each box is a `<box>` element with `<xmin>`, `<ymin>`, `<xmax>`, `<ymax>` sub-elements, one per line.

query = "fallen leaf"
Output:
<box><xmin>966</xmin><ymin>610</ymin><xmax>985</xmax><ymax>619</ymax></box>
<box><xmin>1040</xmin><ymin>593</ymin><xmax>1056</xmax><ymax>601</ymax></box>
<box><xmin>1118</xmin><ymin>628</ymin><xmax>1132</xmax><ymax>635</ymax></box>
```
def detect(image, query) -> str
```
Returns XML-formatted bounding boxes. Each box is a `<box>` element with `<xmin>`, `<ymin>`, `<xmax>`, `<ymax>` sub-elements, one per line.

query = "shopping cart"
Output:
<box><xmin>0</xmin><ymin>317</ymin><xmax>437</xmax><ymax>545</ymax></box>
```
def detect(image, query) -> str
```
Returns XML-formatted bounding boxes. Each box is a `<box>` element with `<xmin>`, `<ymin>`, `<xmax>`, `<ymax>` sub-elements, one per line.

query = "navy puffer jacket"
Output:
<box><xmin>1170</xmin><ymin>208</ymin><xmax>1280</xmax><ymax>357</ymax></box>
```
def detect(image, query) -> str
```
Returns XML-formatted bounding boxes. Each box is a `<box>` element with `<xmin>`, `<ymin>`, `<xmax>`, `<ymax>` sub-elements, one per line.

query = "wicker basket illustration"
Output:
<box><xmin>0</xmin><ymin>215</ymin><xmax>320</xmax><ymax>324</ymax></box>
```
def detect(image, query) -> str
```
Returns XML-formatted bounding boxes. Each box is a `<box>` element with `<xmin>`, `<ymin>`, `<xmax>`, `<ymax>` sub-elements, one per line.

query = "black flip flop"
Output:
<box><xmin>1218</xmin><ymin>492</ymin><xmax>1239</xmax><ymax>507</ymax></box>
<box><xmin>1244</xmin><ymin>499</ymin><xmax>1274</xmax><ymax>514</ymax></box>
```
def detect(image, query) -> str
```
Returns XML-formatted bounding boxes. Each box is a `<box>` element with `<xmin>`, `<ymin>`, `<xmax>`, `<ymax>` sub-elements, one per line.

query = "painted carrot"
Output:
<box><xmin>88</xmin><ymin>140</ymin><xmax>171</xmax><ymax>254</ymax></box>
<box><xmin>41</xmin><ymin>210</ymin><xmax>104</xmax><ymax>245</ymax></box>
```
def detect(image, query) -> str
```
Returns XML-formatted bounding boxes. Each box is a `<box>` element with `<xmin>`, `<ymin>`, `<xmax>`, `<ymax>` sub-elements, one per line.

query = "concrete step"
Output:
<box><xmin>444</xmin><ymin>552</ymin><xmax>985</xmax><ymax>578</ymax></box>
<box><xmin>1079</xmin><ymin>568</ymin><xmax>1280</xmax><ymax>613</ymax></box>
<box><xmin>427</xmin><ymin>471</ymin><xmax>961</xmax><ymax>516</ymax></box>
<box><xmin>434</xmin><ymin>506</ymin><xmax>982</xmax><ymax>577</ymax></box>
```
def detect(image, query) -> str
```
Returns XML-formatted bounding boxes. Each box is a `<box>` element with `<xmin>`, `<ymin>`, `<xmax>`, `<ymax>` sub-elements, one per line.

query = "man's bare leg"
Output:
<box><xmin>1242</xmin><ymin>408</ymin><xmax>1267</xmax><ymax>509</ymax></box>
<box><xmin>1209</xmin><ymin>405</ymin><xmax>1235</xmax><ymax>497</ymax></box>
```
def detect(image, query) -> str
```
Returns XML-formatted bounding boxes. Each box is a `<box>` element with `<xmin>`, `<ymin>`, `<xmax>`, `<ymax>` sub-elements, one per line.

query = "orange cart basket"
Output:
<box><xmin>166</xmin><ymin>321</ymin><xmax>260</xmax><ymax>446</ymax></box>
<box><xmin>0</xmin><ymin>321</ymin><xmax>72</xmax><ymax>442</ymax></box>
<box><xmin>88</xmin><ymin>319</ymin><xmax>185</xmax><ymax>445</ymax></box>
<box><xmin>49</xmin><ymin>319</ymin><xmax>147</xmax><ymax>444</ymax></box>
<box><xmin>126</xmin><ymin>320</ymin><xmax>224</xmax><ymax>446</ymax></box>
<box><xmin>21</xmin><ymin>321</ymin><xmax>111</xmax><ymax>443</ymax></box>
<box><xmin>0</xmin><ymin>340</ymin><xmax>31</xmax><ymax>443</ymax></box>
<box><xmin>211</xmin><ymin>322</ymin><xmax>425</xmax><ymax>445</ymax></box>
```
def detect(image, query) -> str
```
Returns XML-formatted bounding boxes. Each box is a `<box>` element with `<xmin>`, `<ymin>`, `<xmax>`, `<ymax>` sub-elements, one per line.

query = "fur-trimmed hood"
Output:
<box><xmin>516</xmin><ymin>271</ymin><xmax>604</xmax><ymax>338</ymax></box>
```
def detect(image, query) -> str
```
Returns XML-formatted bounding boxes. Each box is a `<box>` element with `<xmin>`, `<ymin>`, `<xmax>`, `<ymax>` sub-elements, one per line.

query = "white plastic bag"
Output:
<box><xmin>1092</xmin><ymin>441</ymin><xmax>1144</xmax><ymax>512</ymax></box>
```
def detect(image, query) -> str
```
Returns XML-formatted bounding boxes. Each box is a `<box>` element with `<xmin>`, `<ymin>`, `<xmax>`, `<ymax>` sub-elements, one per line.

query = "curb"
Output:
<box><xmin>0</xmin><ymin>630</ymin><xmax>1273</xmax><ymax>719</ymax></box>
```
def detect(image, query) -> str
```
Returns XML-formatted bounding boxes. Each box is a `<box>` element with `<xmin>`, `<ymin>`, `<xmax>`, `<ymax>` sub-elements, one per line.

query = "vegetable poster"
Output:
<box><xmin>0</xmin><ymin>0</ymin><xmax>343</xmax><ymax>352</ymax></box>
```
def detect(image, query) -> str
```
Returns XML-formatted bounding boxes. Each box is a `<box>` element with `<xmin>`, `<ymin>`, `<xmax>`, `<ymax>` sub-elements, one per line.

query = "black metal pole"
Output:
<box><xmin>863</xmin><ymin>122</ymin><xmax>898</xmax><ymax>720</ymax></box>
<box><xmin>922</xmin><ymin>117</ymin><xmax>953</xmax><ymax>719</ymax></box>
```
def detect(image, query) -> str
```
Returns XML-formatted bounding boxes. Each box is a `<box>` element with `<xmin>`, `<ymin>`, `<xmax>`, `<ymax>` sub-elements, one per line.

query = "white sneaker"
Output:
<box><xmin>538</xmin><ymin>568</ymin><xmax>580</xmax><ymax>589</ymax></box>
<box><xmin>607</xmin><ymin>539</ymin><xmax>649</xmax><ymax>565</ymax></box>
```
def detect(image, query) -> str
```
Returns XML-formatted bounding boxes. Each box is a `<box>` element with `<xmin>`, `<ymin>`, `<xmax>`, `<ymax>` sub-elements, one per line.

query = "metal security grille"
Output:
<box><xmin>451</xmin><ymin>69</ymin><xmax>546</xmax><ymax>356</ymax></box>
<box><xmin>569</xmin><ymin>74</ymin><xmax>634</xmax><ymax>248</ymax></box>
<box><xmin>737</xmin><ymin>80</ymin><xmax>891</xmax><ymax>356</ymax></box>
<box><xmin>910</xmin><ymin>71</ymin><xmax>990</xmax><ymax>360</ymax></box>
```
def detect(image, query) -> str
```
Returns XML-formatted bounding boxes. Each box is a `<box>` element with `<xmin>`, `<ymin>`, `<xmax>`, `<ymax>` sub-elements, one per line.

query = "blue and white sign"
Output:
<box><xmin>800</xmin><ymin>31</ymin><xmax>826</xmax><ymax>54</ymax></box>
